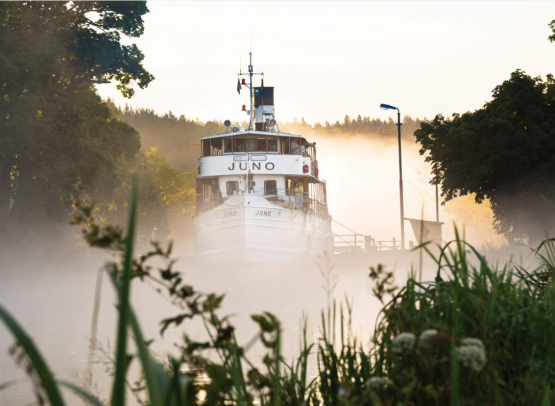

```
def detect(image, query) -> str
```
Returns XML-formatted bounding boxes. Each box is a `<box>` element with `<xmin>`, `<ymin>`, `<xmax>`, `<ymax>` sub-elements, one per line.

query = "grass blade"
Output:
<box><xmin>0</xmin><ymin>380</ymin><xmax>16</xmax><ymax>392</ymax></box>
<box><xmin>108</xmin><ymin>271</ymin><xmax>166</xmax><ymax>405</ymax></box>
<box><xmin>0</xmin><ymin>304</ymin><xmax>66</xmax><ymax>406</ymax></box>
<box><xmin>57</xmin><ymin>380</ymin><xmax>105</xmax><ymax>406</ymax></box>
<box><xmin>111</xmin><ymin>180</ymin><xmax>138</xmax><ymax>406</ymax></box>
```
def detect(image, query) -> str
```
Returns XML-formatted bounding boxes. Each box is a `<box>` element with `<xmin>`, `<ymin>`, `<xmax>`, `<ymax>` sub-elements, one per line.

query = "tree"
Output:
<box><xmin>549</xmin><ymin>19</ymin><xmax>555</xmax><ymax>43</ymax></box>
<box><xmin>415</xmin><ymin>70</ymin><xmax>555</xmax><ymax>242</ymax></box>
<box><xmin>144</xmin><ymin>147</ymin><xmax>196</xmax><ymax>213</ymax></box>
<box><xmin>0</xmin><ymin>2</ymin><xmax>153</xmax><ymax>237</ymax></box>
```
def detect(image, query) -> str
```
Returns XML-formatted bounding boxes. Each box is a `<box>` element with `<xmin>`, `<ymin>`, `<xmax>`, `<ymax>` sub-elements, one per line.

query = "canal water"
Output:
<box><xmin>0</xmin><ymin>248</ymin><xmax>426</xmax><ymax>405</ymax></box>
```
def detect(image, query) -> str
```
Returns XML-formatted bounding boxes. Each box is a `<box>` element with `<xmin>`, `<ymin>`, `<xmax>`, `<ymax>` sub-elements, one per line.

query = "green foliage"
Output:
<box><xmin>415</xmin><ymin>70</ymin><xmax>555</xmax><ymax>242</ymax></box>
<box><xmin>0</xmin><ymin>1</ymin><xmax>153</xmax><ymax>243</ymax></box>
<box><xmin>145</xmin><ymin>147</ymin><xmax>196</xmax><ymax>213</ymax></box>
<box><xmin>368</xmin><ymin>232</ymin><xmax>555</xmax><ymax>405</ymax></box>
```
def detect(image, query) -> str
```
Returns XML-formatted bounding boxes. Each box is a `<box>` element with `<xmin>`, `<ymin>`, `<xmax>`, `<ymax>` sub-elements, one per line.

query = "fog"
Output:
<box><xmin>0</xmin><ymin>135</ymin><xmax>526</xmax><ymax>405</ymax></box>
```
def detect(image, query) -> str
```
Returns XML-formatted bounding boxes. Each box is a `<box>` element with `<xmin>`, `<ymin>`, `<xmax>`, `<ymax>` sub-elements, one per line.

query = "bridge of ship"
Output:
<box><xmin>196</xmin><ymin>130</ymin><xmax>328</xmax><ymax>216</ymax></box>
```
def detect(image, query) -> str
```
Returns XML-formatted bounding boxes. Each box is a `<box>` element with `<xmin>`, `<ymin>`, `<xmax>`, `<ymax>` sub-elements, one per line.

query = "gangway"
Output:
<box><xmin>332</xmin><ymin>219</ymin><xmax>364</xmax><ymax>253</ymax></box>
<box><xmin>332</xmin><ymin>219</ymin><xmax>404</xmax><ymax>254</ymax></box>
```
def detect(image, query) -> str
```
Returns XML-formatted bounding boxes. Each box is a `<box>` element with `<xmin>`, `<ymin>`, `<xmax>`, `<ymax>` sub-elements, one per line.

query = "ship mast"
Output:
<box><xmin>248</xmin><ymin>52</ymin><xmax>254</xmax><ymax>131</ymax></box>
<box><xmin>237</xmin><ymin>53</ymin><xmax>264</xmax><ymax>193</ymax></box>
<box><xmin>238</xmin><ymin>52</ymin><xmax>263</xmax><ymax>131</ymax></box>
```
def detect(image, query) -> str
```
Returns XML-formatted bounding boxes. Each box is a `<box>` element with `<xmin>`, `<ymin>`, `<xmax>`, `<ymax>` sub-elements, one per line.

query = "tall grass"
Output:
<box><xmin>0</xmin><ymin>186</ymin><xmax>554</xmax><ymax>405</ymax></box>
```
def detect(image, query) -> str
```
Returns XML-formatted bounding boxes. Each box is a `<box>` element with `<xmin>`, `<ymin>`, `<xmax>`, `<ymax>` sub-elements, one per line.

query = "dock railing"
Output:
<box><xmin>332</xmin><ymin>219</ymin><xmax>364</xmax><ymax>253</ymax></box>
<box><xmin>366</xmin><ymin>237</ymin><xmax>403</xmax><ymax>251</ymax></box>
<box><xmin>332</xmin><ymin>219</ymin><xmax>404</xmax><ymax>253</ymax></box>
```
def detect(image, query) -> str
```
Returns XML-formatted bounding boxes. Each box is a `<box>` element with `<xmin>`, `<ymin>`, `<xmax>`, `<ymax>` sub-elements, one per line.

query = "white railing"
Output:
<box><xmin>196</xmin><ymin>188</ymin><xmax>328</xmax><ymax>217</ymax></box>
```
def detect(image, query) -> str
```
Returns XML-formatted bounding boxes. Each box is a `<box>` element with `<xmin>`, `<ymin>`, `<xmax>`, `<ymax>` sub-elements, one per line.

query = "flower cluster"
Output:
<box><xmin>366</xmin><ymin>376</ymin><xmax>394</xmax><ymax>388</ymax></box>
<box><xmin>418</xmin><ymin>329</ymin><xmax>438</xmax><ymax>348</ymax></box>
<box><xmin>457</xmin><ymin>338</ymin><xmax>487</xmax><ymax>372</ymax></box>
<box><xmin>392</xmin><ymin>332</ymin><xmax>416</xmax><ymax>353</ymax></box>
<box><xmin>392</xmin><ymin>331</ymin><xmax>487</xmax><ymax>372</ymax></box>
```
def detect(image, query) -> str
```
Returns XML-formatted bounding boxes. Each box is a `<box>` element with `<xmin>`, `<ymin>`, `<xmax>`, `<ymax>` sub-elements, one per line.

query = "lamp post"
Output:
<box><xmin>380</xmin><ymin>103</ymin><xmax>405</xmax><ymax>250</ymax></box>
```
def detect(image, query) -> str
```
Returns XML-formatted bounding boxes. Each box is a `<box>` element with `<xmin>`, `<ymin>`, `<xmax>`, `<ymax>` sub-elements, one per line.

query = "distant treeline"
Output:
<box><xmin>117</xmin><ymin>106</ymin><xmax>425</xmax><ymax>171</ymax></box>
<box><xmin>117</xmin><ymin>106</ymin><xmax>226</xmax><ymax>172</ymax></box>
<box><xmin>281</xmin><ymin>115</ymin><xmax>425</xmax><ymax>139</ymax></box>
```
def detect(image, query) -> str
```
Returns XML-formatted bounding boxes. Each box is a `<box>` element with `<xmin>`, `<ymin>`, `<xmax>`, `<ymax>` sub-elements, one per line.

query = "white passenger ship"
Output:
<box><xmin>193</xmin><ymin>54</ymin><xmax>332</xmax><ymax>262</ymax></box>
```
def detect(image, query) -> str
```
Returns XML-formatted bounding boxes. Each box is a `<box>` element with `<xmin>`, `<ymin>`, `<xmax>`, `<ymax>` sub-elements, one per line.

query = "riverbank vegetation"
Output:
<box><xmin>1</xmin><ymin>189</ymin><xmax>555</xmax><ymax>405</ymax></box>
<box><xmin>0</xmin><ymin>2</ymin><xmax>195</xmax><ymax>262</ymax></box>
<box><xmin>415</xmin><ymin>70</ymin><xmax>555</xmax><ymax>244</ymax></box>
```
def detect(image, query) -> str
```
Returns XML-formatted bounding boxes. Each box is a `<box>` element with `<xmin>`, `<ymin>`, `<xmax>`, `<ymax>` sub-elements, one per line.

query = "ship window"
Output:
<box><xmin>256</xmin><ymin>137</ymin><xmax>267</xmax><ymax>151</ymax></box>
<box><xmin>246</xmin><ymin>138</ymin><xmax>256</xmax><ymax>151</ymax></box>
<box><xmin>268</xmin><ymin>137</ymin><xmax>278</xmax><ymax>152</ymax></box>
<box><xmin>202</xmin><ymin>181</ymin><xmax>213</xmax><ymax>202</ymax></box>
<box><xmin>202</xmin><ymin>140</ymin><xmax>210</xmax><ymax>157</ymax></box>
<box><xmin>286</xmin><ymin>178</ymin><xmax>296</xmax><ymax>196</ymax></box>
<box><xmin>234</xmin><ymin>138</ymin><xmax>246</xmax><ymax>152</ymax></box>
<box><xmin>281</xmin><ymin>138</ymin><xmax>290</xmax><ymax>154</ymax></box>
<box><xmin>224</xmin><ymin>138</ymin><xmax>233</xmax><ymax>153</ymax></box>
<box><xmin>211</xmin><ymin>138</ymin><xmax>223</xmax><ymax>156</ymax></box>
<box><xmin>264</xmin><ymin>180</ymin><xmax>277</xmax><ymax>196</ymax></box>
<box><xmin>226</xmin><ymin>181</ymin><xmax>239</xmax><ymax>196</ymax></box>
<box><xmin>291</xmin><ymin>138</ymin><xmax>301</xmax><ymax>154</ymax></box>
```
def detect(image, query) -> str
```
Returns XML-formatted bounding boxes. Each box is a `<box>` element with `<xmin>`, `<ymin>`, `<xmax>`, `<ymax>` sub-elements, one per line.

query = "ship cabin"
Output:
<box><xmin>196</xmin><ymin>130</ymin><xmax>328</xmax><ymax>217</ymax></box>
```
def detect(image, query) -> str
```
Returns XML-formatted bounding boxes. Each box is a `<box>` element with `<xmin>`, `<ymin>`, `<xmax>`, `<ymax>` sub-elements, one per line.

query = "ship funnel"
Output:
<box><xmin>254</xmin><ymin>86</ymin><xmax>275</xmax><ymax>131</ymax></box>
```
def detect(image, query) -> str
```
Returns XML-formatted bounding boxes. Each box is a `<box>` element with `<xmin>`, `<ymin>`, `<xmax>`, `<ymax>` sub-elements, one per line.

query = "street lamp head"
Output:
<box><xmin>380</xmin><ymin>103</ymin><xmax>398</xmax><ymax>111</ymax></box>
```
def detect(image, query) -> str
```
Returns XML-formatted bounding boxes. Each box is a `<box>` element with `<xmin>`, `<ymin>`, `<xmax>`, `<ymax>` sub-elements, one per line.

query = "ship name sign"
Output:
<box><xmin>227</xmin><ymin>162</ymin><xmax>275</xmax><ymax>171</ymax></box>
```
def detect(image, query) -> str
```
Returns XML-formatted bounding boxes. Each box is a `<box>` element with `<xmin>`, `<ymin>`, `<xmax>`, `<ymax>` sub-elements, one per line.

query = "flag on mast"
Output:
<box><xmin>237</xmin><ymin>78</ymin><xmax>241</xmax><ymax>94</ymax></box>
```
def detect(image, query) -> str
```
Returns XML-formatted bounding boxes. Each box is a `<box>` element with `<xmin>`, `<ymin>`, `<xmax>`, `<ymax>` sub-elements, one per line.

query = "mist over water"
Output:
<box><xmin>316</xmin><ymin>135</ymin><xmax>446</xmax><ymax>243</ymax></box>
<box><xmin>0</xmin><ymin>134</ymin><xmax>525</xmax><ymax>405</ymax></box>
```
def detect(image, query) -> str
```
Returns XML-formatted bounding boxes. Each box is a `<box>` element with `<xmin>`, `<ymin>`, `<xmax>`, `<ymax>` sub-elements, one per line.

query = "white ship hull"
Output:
<box><xmin>193</xmin><ymin>194</ymin><xmax>332</xmax><ymax>262</ymax></box>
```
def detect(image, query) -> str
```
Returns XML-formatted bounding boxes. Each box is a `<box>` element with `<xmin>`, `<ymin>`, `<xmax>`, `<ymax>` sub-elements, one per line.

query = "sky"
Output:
<box><xmin>96</xmin><ymin>1</ymin><xmax>555</xmax><ymax>124</ymax></box>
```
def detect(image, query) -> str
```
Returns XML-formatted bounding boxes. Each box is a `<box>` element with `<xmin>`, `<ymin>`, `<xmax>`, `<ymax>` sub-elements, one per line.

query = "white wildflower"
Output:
<box><xmin>337</xmin><ymin>387</ymin><xmax>349</xmax><ymax>398</ymax></box>
<box><xmin>392</xmin><ymin>332</ymin><xmax>416</xmax><ymax>353</ymax></box>
<box><xmin>418</xmin><ymin>329</ymin><xmax>438</xmax><ymax>347</ymax></box>
<box><xmin>461</xmin><ymin>337</ymin><xmax>485</xmax><ymax>352</ymax></box>
<box><xmin>457</xmin><ymin>338</ymin><xmax>487</xmax><ymax>372</ymax></box>
<box><xmin>366</xmin><ymin>376</ymin><xmax>394</xmax><ymax>388</ymax></box>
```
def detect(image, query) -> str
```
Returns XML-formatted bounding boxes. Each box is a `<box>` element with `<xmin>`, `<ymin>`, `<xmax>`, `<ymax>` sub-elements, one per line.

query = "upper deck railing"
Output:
<box><xmin>196</xmin><ymin>188</ymin><xmax>329</xmax><ymax>217</ymax></box>
<box><xmin>201</xmin><ymin>133</ymin><xmax>316</xmax><ymax>161</ymax></box>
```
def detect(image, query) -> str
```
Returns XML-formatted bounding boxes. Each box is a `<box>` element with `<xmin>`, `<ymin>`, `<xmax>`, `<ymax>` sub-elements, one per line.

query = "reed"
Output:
<box><xmin>0</xmin><ymin>186</ymin><xmax>554</xmax><ymax>405</ymax></box>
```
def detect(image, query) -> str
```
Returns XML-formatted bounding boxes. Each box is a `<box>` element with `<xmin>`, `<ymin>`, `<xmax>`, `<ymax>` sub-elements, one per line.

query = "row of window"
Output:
<box><xmin>202</xmin><ymin>136</ymin><xmax>310</xmax><ymax>156</ymax></box>
<box><xmin>200</xmin><ymin>178</ymin><xmax>326</xmax><ymax>202</ymax></box>
<box><xmin>224</xmin><ymin>180</ymin><xmax>277</xmax><ymax>195</ymax></box>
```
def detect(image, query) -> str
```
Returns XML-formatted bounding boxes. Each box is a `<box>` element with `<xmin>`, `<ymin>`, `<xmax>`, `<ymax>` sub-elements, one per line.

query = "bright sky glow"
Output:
<box><xmin>96</xmin><ymin>1</ymin><xmax>555</xmax><ymax>124</ymax></box>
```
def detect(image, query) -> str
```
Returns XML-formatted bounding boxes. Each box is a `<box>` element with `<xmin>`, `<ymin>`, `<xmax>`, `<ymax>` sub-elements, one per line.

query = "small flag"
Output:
<box><xmin>237</xmin><ymin>78</ymin><xmax>241</xmax><ymax>94</ymax></box>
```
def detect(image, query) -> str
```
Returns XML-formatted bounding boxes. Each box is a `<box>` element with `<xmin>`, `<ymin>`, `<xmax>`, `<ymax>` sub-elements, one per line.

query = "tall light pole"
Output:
<box><xmin>380</xmin><ymin>103</ymin><xmax>405</xmax><ymax>250</ymax></box>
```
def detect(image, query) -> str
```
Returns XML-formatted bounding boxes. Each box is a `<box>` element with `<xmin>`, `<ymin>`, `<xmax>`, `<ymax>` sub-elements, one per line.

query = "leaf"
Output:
<box><xmin>111</xmin><ymin>180</ymin><xmax>138</xmax><ymax>406</ymax></box>
<box><xmin>0</xmin><ymin>380</ymin><xmax>16</xmax><ymax>392</ymax></box>
<box><xmin>541</xmin><ymin>386</ymin><xmax>551</xmax><ymax>406</ymax></box>
<box><xmin>57</xmin><ymin>381</ymin><xmax>105</xmax><ymax>406</ymax></box>
<box><xmin>109</xmin><ymin>263</ymin><xmax>167</xmax><ymax>406</ymax></box>
<box><xmin>0</xmin><ymin>304</ymin><xmax>66</xmax><ymax>406</ymax></box>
